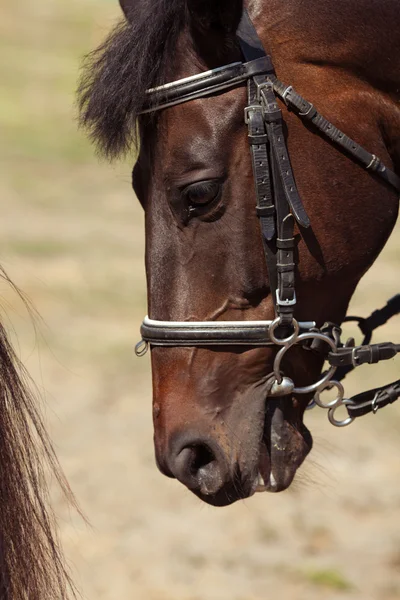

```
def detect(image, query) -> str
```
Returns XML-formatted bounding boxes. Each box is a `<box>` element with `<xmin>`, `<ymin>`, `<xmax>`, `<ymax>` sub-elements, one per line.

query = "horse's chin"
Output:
<box><xmin>252</xmin><ymin>396</ymin><xmax>313</xmax><ymax>495</ymax></box>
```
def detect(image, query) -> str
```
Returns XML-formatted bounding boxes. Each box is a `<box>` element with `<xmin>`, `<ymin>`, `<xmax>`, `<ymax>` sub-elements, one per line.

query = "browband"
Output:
<box><xmin>140</xmin><ymin>56</ymin><xmax>274</xmax><ymax>114</ymax></box>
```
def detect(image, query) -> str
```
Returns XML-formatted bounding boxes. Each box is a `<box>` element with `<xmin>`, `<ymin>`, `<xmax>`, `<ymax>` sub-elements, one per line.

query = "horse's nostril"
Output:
<box><xmin>187</xmin><ymin>444</ymin><xmax>214</xmax><ymax>474</ymax></box>
<box><xmin>171</xmin><ymin>441</ymin><xmax>226</xmax><ymax>496</ymax></box>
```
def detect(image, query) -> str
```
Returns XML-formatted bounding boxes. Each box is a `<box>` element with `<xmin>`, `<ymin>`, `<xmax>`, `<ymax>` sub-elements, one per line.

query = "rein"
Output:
<box><xmin>135</xmin><ymin>10</ymin><xmax>400</xmax><ymax>427</ymax></box>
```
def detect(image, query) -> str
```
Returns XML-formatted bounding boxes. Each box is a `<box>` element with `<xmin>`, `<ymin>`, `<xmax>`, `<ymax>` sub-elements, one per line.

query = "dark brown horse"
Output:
<box><xmin>0</xmin><ymin>273</ymin><xmax>76</xmax><ymax>598</ymax></box>
<box><xmin>79</xmin><ymin>0</ymin><xmax>400</xmax><ymax>506</ymax></box>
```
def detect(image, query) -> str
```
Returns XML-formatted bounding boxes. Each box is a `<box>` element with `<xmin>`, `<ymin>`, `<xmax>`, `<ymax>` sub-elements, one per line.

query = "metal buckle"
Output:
<box><xmin>366</xmin><ymin>154</ymin><xmax>380</xmax><ymax>171</ymax></box>
<box><xmin>371</xmin><ymin>392</ymin><xmax>380</xmax><ymax>414</ymax></box>
<box><xmin>298</xmin><ymin>102</ymin><xmax>315</xmax><ymax>117</ymax></box>
<box><xmin>244</xmin><ymin>105</ymin><xmax>263</xmax><ymax>124</ymax></box>
<box><xmin>276</xmin><ymin>289</ymin><xmax>297</xmax><ymax>307</ymax></box>
<box><xmin>281</xmin><ymin>85</ymin><xmax>293</xmax><ymax>105</ymax></box>
<box><xmin>351</xmin><ymin>347</ymin><xmax>360</xmax><ymax>368</ymax></box>
<box><xmin>255</xmin><ymin>80</ymin><xmax>274</xmax><ymax>102</ymax></box>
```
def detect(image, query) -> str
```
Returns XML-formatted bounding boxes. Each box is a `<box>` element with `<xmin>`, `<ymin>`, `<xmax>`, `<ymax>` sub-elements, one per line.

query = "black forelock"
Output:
<box><xmin>78</xmin><ymin>0</ymin><xmax>186</xmax><ymax>159</ymax></box>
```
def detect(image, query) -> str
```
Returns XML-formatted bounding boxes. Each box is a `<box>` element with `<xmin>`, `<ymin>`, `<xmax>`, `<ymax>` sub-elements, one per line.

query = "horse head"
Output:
<box><xmin>79</xmin><ymin>0</ymin><xmax>399</xmax><ymax>505</ymax></box>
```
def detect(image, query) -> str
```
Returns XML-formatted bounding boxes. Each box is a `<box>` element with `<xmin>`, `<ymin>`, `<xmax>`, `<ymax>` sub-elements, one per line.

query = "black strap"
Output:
<box><xmin>346</xmin><ymin>294</ymin><xmax>400</xmax><ymax>341</ymax></box>
<box><xmin>273</xmin><ymin>81</ymin><xmax>400</xmax><ymax>194</ymax></box>
<box><xmin>321</xmin><ymin>297</ymin><xmax>399</xmax><ymax>420</ymax></box>
<box><xmin>276</xmin><ymin>214</ymin><xmax>296</xmax><ymax>323</ymax></box>
<box><xmin>246</xmin><ymin>80</ymin><xmax>280</xmax><ymax>312</ymax></box>
<box><xmin>246</xmin><ymin>81</ymin><xmax>275</xmax><ymax>241</ymax></box>
<box><xmin>237</xmin><ymin>9</ymin><xmax>268</xmax><ymax>61</ymax></box>
<box><xmin>238</xmin><ymin>12</ymin><xmax>311</xmax><ymax>323</ymax></box>
<box><xmin>258</xmin><ymin>79</ymin><xmax>310</xmax><ymax>229</ymax></box>
<box><xmin>329</xmin><ymin>342</ymin><xmax>399</xmax><ymax>368</ymax></box>
<box><xmin>347</xmin><ymin>380</ymin><xmax>400</xmax><ymax>418</ymax></box>
<box><xmin>263</xmin><ymin>84</ymin><xmax>297</xmax><ymax>323</ymax></box>
<box><xmin>141</xmin><ymin>56</ymin><xmax>274</xmax><ymax>113</ymax></box>
<box><xmin>334</xmin><ymin>295</ymin><xmax>400</xmax><ymax>381</ymax></box>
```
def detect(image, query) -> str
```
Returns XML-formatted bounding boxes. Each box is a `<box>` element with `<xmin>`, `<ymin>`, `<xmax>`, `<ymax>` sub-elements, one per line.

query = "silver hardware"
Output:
<box><xmin>269</xmin><ymin>376</ymin><xmax>295</xmax><ymax>397</ymax></box>
<box><xmin>272</xmin><ymin>331</ymin><xmax>338</xmax><ymax>395</ymax></box>
<box><xmin>135</xmin><ymin>340</ymin><xmax>149</xmax><ymax>357</ymax></box>
<box><xmin>351</xmin><ymin>347</ymin><xmax>361</xmax><ymax>367</ymax></box>
<box><xmin>146</xmin><ymin>62</ymin><xmax>243</xmax><ymax>93</ymax></box>
<box><xmin>311</xmin><ymin>380</ymin><xmax>354</xmax><ymax>428</ymax></box>
<box><xmin>142</xmin><ymin>315</ymin><xmax>315</xmax><ymax>331</ymax></box>
<box><xmin>244</xmin><ymin>105</ymin><xmax>263</xmax><ymax>124</ymax></box>
<box><xmin>314</xmin><ymin>380</ymin><xmax>344</xmax><ymax>409</ymax></box>
<box><xmin>299</xmin><ymin>102</ymin><xmax>315</xmax><ymax>117</ymax></box>
<box><xmin>255</xmin><ymin>79</ymin><xmax>274</xmax><ymax>102</ymax></box>
<box><xmin>328</xmin><ymin>398</ymin><xmax>354</xmax><ymax>428</ymax></box>
<box><xmin>268</xmin><ymin>325</ymin><xmax>339</xmax><ymax>395</ymax></box>
<box><xmin>366</xmin><ymin>154</ymin><xmax>380</xmax><ymax>171</ymax></box>
<box><xmin>276</xmin><ymin>289</ymin><xmax>297</xmax><ymax>307</ymax></box>
<box><xmin>371</xmin><ymin>392</ymin><xmax>380</xmax><ymax>414</ymax></box>
<box><xmin>281</xmin><ymin>85</ymin><xmax>293</xmax><ymax>105</ymax></box>
<box><xmin>269</xmin><ymin>316</ymin><xmax>300</xmax><ymax>346</ymax></box>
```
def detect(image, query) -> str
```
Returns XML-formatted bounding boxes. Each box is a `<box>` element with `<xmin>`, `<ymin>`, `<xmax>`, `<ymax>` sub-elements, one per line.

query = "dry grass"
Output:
<box><xmin>1</xmin><ymin>1</ymin><xmax>399</xmax><ymax>599</ymax></box>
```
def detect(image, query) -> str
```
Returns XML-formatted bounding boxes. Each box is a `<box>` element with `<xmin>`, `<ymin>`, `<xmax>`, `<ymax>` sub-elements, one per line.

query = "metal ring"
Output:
<box><xmin>314</xmin><ymin>380</ymin><xmax>344</xmax><ymax>409</ymax></box>
<box><xmin>328</xmin><ymin>399</ymin><xmax>354</xmax><ymax>428</ymax></box>
<box><xmin>135</xmin><ymin>340</ymin><xmax>149</xmax><ymax>357</ymax></box>
<box><xmin>272</xmin><ymin>331</ymin><xmax>338</xmax><ymax>395</ymax></box>
<box><xmin>269</xmin><ymin>317</ymin><xmax>300</xmax><ymax>346</ymax></box>
<box><xmin>291</xmin><ymin>332</ymin><xmax>338</xmax><ymax>394</ymax></box>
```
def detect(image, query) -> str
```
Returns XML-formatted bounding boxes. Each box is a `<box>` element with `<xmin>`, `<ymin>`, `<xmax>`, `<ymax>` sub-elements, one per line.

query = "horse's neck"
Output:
<box><xmin>256</xmin><ymin>0</ymin><xmax>400</xmax><ymax>97</ymax></box>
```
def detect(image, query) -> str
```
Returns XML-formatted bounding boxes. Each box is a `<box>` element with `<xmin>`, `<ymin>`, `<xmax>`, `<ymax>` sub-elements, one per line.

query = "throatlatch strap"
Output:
<box><xmin>273</xmin><ymin>81</ymin><xmax>400</xmax><ymax>194</ymax></box>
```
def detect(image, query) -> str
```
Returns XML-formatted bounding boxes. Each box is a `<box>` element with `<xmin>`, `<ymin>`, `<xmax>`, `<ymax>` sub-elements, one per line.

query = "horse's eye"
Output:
<box><xmin>182</xmin><ymin>180</ymin><xmax>221</xmax><ymax>210</ymax></box>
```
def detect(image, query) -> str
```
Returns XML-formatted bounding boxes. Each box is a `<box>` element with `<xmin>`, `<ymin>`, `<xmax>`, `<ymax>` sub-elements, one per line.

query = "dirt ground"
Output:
<box><xmin>1</xmin><ymin>1</ymin><xmax>400</xmax><ymax>599</ymax></box>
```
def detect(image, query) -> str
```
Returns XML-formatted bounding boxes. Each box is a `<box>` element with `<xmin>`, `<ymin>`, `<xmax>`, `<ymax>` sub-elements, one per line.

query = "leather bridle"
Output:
<box><xmin>135</xmin><ymin>10</ymin><xmax>400</xmax><ymax>427</ymax></box>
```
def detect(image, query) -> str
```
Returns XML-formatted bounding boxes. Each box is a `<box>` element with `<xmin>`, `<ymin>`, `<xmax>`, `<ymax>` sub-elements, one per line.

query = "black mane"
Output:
<box><xmin>78</xmin><ymin>0</ymin><xmax>186</xmax><ymax>159</ymax></box>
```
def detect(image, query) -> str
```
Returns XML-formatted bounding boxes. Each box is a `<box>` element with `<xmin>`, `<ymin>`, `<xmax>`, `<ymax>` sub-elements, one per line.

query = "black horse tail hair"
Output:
<box><xmin>0</xmin><ymin>268</ymin><xmax>79</xmax><ymax>599</ymax></box>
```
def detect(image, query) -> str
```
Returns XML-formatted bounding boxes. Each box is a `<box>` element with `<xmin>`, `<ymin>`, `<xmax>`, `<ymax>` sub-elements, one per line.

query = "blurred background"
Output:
<box><xmin>1</xmin><ymin>0</ymin><xmax>399</xmax><ymax>599</ymax></box>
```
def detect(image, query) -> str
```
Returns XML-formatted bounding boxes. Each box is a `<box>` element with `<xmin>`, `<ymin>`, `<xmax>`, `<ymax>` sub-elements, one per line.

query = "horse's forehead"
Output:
<box><xmin>157</xmin><ymin>86</ymin><xmax>246</xmax><ymax>172</ymax></box>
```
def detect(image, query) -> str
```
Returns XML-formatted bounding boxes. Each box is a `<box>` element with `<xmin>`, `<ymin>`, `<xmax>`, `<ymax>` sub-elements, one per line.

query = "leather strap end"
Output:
<box><xmin>260</xmin><ymin>217</ymin><xmax>276</xmax><ymax>241</ymax></box>
<box><xmin>290</xmin><ymin>205</ymin><xmax>311</xmax><ymax>228</ymax></box>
